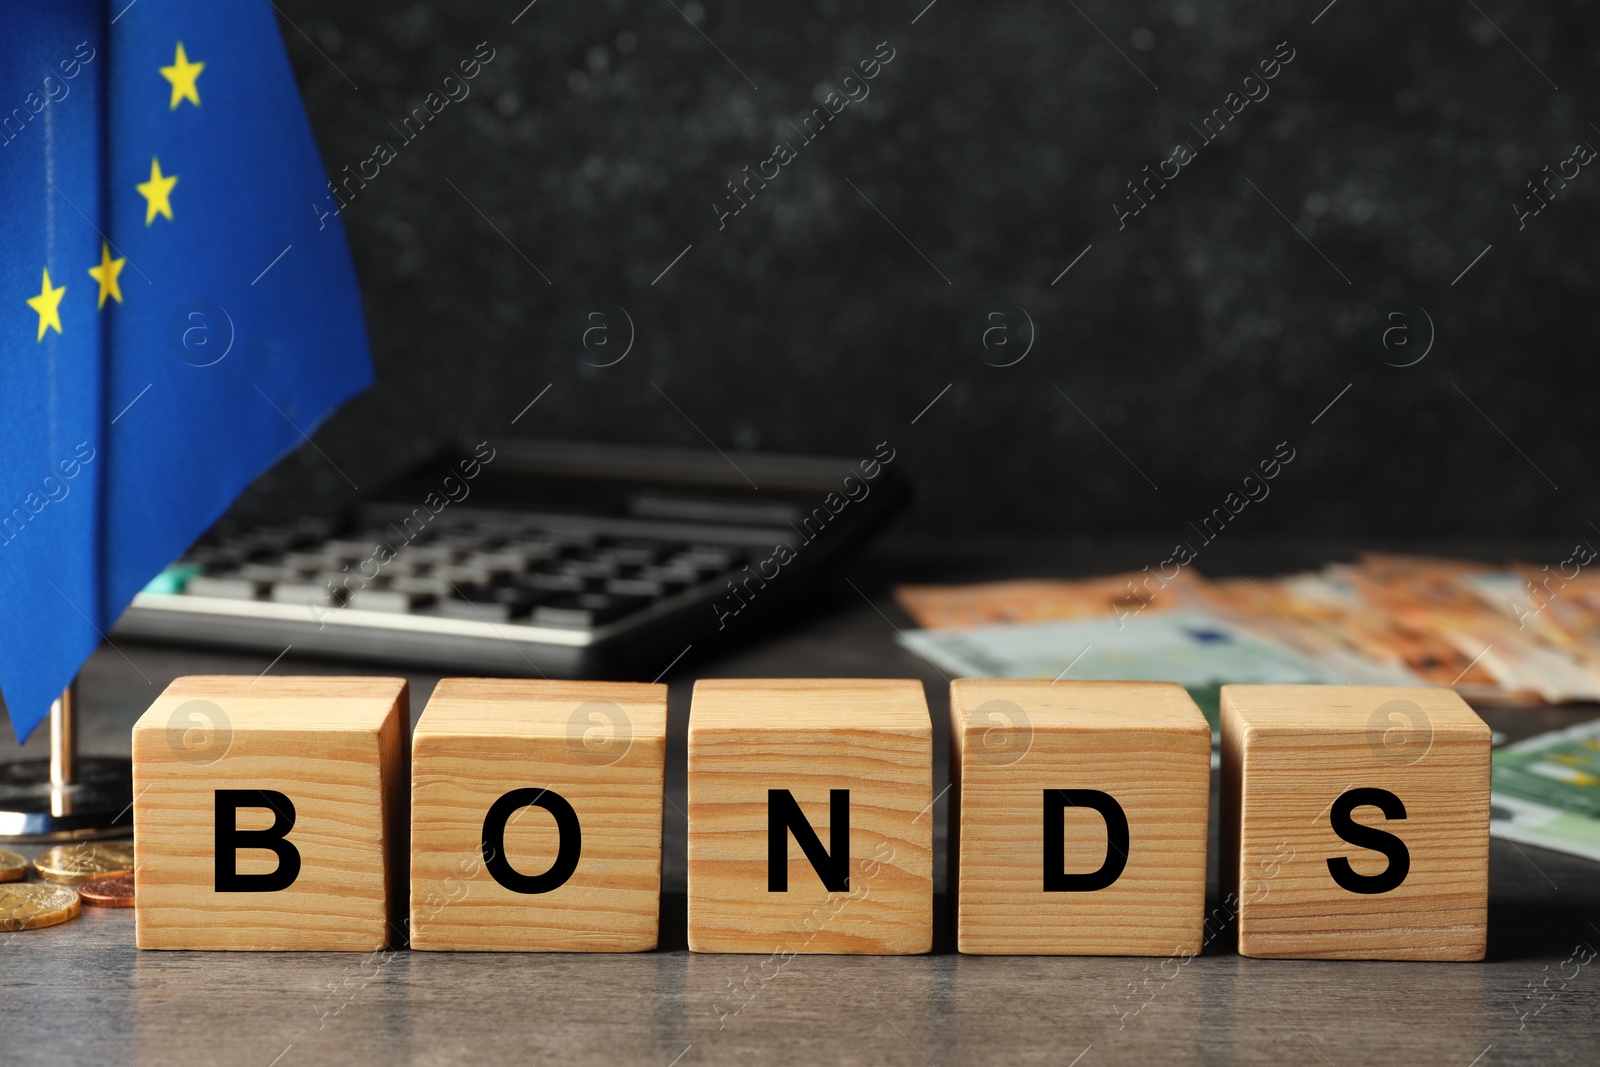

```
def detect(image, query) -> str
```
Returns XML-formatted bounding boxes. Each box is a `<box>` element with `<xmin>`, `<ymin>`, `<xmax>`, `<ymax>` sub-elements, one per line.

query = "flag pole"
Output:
<box><xmin>0</xmin><ymin>681</ymin><xmax>133</xmax><ymax>842</ymax></box>
<box><xmin>50</xmin><ymin>685</ymin><xmax>76</xmax><ymax>798</ymax></box>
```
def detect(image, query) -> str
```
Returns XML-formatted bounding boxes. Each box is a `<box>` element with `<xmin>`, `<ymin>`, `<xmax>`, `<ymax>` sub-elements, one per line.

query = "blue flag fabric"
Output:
<box><xmin>0</xmin><ymin>0</ymin><xmax>373</xmax><ymax>742</ymax></box>
<box><xmin>0</xmin><ymin>2</ymin><xmax>108</xmax><ymax>745</ymax></box>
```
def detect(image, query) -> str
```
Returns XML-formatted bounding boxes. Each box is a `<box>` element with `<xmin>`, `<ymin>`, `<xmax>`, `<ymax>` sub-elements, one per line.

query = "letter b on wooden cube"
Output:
<box><xmin>687</xmin><ymin>679</ymin><xmax>932</xmax><ymax>954</ymax></box>
<box><xmin>132</xmin><ymin>676</ymin><xmax>407</xmax><ymax>951</ymax></box>
<box><xmin>409</xmin><ymin>680</ymin><xmax>667</xmax><ymax>951</ymax></box>
<box><xmin>951</xmin><ymin>680</ymin><xmax>1211</xmax><ymax>955</ymax></box>
<box><xmin>1221</xmin><ymin>685</ymin><xmax>1491</xmax><ymax>960</ymax></box>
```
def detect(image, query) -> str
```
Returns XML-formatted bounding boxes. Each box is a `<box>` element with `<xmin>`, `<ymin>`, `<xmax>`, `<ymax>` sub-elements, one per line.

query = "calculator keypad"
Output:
<box><xmin>171</xmin><ymin>521</ymin><xmax>748</xmax><ymax>632</ymax></box>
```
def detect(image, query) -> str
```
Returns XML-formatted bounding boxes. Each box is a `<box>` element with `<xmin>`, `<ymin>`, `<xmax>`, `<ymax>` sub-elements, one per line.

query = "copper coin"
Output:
<box><xmin>80</xmin><ymin>873</ymin><xmax>135</xmax><ymax>908</ymax></box>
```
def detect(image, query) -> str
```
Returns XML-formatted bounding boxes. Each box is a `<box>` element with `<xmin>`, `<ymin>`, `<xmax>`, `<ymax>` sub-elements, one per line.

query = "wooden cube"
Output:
<box><xmin>409</xmin><ymin>679</ymin><xmax>667</xmax><ymax>951</ymax></box>
<box><xmin>132</xmin><ymin>676</ymin><xmax>407</xmax><ymax>951</ymax></box>
<box><xmin>950</xmin><ymin>680</ymin><xmax>1210</xmax><ymax>955</ymax></box>
<box><xmin>687</xmin><ymin>679</ymin><xmax>932</xmax><ymax>954</ymax></box>
<box><xmin>1221</xmin><ymin>684</ymin><xmax>1490</xmax><ymax>960</ymax></box>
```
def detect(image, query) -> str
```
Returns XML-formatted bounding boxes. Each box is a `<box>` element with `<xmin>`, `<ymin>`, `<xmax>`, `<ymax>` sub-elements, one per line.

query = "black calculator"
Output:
<box><xmin>113</xmin><ymin>439</ymin><xmax>909</xmax><ymax>679</ymax></box>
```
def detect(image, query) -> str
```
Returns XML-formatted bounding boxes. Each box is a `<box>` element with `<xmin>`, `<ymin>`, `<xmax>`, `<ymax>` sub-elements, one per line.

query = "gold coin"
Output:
<box><xmin>0</xmin><ymin>883</ymin><xmax>80</xmax><ymax>931</ymax></box>
<box><xmin>0</xmin><ymin>848</ymin><xmax>27</xmax><ymax>883</ymax></box>
<box><xmin>33</xmin><ymin>841</ymin><xmax>135</xmax><ymax>885</ymax></box>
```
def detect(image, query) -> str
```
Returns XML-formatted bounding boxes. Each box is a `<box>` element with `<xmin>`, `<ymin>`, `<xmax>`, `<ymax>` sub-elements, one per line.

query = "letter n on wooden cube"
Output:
<box><xmin>687</xmin><ymin>679</ymin><xmax>932</xmax><ymax>954</ymax></box>
<box><xmin>951</xmin><ymin>680</ymin><xmax>1210</xmax><ymax>955</ymax></box>
<box><xmin>131</xmin><ymin>676</ymin><xmax>407</xmax><ymax>951</ymax></box>
<box><xmin>1221</xmin><ymin>685</ymin><xmax>1490</xmax><ymax>960</ymax></box>
<box><xmin>409</xmin><ymin>679</ymin><xmax>667</xmax><ymax>951</ymax></box>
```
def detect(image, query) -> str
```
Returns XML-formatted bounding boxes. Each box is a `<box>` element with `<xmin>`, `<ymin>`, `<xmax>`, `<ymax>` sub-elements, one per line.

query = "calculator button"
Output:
<box><xmin>604</xmin><ymin>577</ymin><xmax>670</xmax><ymax>598</ymax></box>
<box><xmin>437</xmin><ymin>563</ymin><xmax>496</xmax><ymax>587</ymax></box>
<box><xmin>185</xmin><ymin>574</ymin><xmax>264</xmax><ymax>600</ymax></box>
<box><xmin>236</xmin><ymin>562</ymin><xmax>309</xmax><ymax>583</ymax></box>
<box><xmin>346</xmin><ymin>587</ymin><xmax>433</xmax><ymax>613</ymax></box>
<box><xmin>548</xmin><ymin>558</ymin><xmax>622</xmax><ymax>580</ymax></box>
<box><xmin>525</xmin><ymin>572</ymin><xmax>586</xmax><ymax>594</ymax></box>
<box><xmin>635</xmin><ymin>565</ymin><xmax>700</xmax><ymax>589</ymax></box>
<box><xmin>390</xmin><ymin>576</ymin><xmax>453</xmax><ymax>597</ymax></box>
<box><xmin>270</xmin><ymin>580</ymin><xmax>337</xmax><ymax>607</ymax></box>
<box><xmin>533</xmin><ymin>592</ymin><xmax>651</xmax><ymax>629</ymax></box>
<box><xmin>462</xmin><ymin>551</ymin><xmax>529</xmax><ymax>578</ymax></box>
<box><xmin>439</xmin><ymin>582</ymin><xmax>542</xmax><ymax>622</ymax></box>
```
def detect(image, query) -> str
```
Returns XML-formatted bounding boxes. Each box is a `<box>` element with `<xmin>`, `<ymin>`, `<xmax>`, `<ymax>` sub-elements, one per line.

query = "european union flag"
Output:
<box><xmin>0</xmin><ymin>0</ymin><xmax>373</xmax><ymax>741</ymax></box>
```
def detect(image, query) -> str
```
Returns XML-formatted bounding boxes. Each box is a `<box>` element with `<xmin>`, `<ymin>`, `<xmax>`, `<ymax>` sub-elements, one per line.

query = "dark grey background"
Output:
<box><xmin>239</xmin><ymin>0</ymin><xmax>1598</xmax><ymax>541</ymax></box>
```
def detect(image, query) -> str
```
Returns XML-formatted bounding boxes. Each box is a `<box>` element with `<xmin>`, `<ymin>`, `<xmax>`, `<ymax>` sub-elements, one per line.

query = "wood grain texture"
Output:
<box><xmin>686</xmin><ymin>679</ymin><xmax>932</xmax><ymax>954</ymax></box>
<box><xmin>951</xmin><ymin>680</ymin><xmax>1210</xmax><ymax>955</ymax></box>
<box><xmin>1221</xmin><ymin>684</ymin><xmax>1491</xmax><ymax>961</ymax></box>
<box><xmin>131</xmin><ymin>676</ymin><xmax>407</xmax><ymax>951</ymax></box>
<box><xmin>409</xmin><ymin>679</ymin><xmax>666</xmax><ymax>951</ymax></box>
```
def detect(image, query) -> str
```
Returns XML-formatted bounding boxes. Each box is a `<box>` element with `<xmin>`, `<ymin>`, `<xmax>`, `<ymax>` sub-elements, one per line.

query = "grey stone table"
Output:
<box><xmin>2</xmin><ymin>538</ymin><xmax>1597</xmax><ymax>1066</ymax></box>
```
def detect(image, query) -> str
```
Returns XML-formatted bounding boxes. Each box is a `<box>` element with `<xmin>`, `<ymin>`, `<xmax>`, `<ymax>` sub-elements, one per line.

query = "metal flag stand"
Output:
<box><xmin>0</xmin><ymin>683</ymin><xmax>134</xmax><ymax>841</ymax></box>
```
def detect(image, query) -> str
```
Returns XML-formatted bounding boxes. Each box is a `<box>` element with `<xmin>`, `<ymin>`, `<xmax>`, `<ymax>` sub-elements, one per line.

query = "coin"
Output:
<box><xmin>33</xmin><ymin>841</ymin><xmax>135</xmax><ymax>885</ymax></box>
<box><xmin>0</xmin><ymin>848</ymin><xmax>27</xmax><ymax>883</ymax></box>
<box><xmin>0</xmin><ymin>883</ymin><xmax>81</xmax><ymax>930</ymax></box>
<box><xmin>80</xmin><ymin>873</ymin><xmax>135</xmax><ymax>908</ymax></box>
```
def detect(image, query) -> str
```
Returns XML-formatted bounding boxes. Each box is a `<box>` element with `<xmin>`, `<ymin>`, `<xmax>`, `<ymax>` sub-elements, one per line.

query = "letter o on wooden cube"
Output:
<box><xmin>951</xmin><ymin>680</ymin><xmax>1210</xmax><ymax>955</ymax></box>
<box><xmin>131</xmin><ymin>676</ymin><xmax>407</xmax><ymax>951</ymax></box>
<box><xmin>1221</xmin><ymin>685</ymin><xmax>1491</xmax><ymax>960</ymax></box>
<box><xmin>409</xmin><ymin>679</ymin><xmax>667</xmax><ymax>951</ymax></box>
<box><xmin>687</xmin><ymin>679</ymin><xmax>932</xmax><ymax>954</ymax></box>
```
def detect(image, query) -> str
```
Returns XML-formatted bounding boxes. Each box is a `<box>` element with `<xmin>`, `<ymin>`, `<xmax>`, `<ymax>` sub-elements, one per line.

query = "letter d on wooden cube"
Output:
<box><xmin>409</xmin><ymin>679</ymin><xmax>667</xmax><ymax>951</ymax></box>
<box><xmin>951</xmin><ymin>680</ymin><xmax>1211</xmax><ymax>955</ymax></box>
<box><xmin>1222</xmin><ymin>685</ymin><xmax>1490</xmax><ymax>960</ymax></box>
<box><xmin>132</xmin><ymin>676</ymin><xmax>407</xmax><ymax>951</ymax></box>
<box><xmin>687</xmin><ymin>679</ymin><xmax>932</xmax><ymax>954</ymax></box>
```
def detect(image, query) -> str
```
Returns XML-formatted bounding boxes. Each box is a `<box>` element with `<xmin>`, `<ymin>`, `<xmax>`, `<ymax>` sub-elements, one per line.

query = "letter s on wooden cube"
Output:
<box><xmin>1221</xmin><ymin>685</ymin><xmax>1490</xmax><ymax>960</ymax></box>
<box><xmin>408</xmin><ymin>679</ymin><xmax>666</xmax><ymax>951</ymax></box>
<box><xmin>132</xmin><ymin>676</ymin><xmax>407</xmax><ymax>951</ymax></box>
<box><xmin>687</xmin><ymin>679</ymin><xmax>932</xmax><ymax>954</ymax></box>
<box><xmin>950</xmin><ymin>680</ymin><xmax>1210</xmax><ymax>955</ymax></box>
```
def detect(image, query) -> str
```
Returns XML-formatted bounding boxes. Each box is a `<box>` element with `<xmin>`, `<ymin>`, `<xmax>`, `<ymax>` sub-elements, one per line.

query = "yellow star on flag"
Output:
<box><xmin>137</xmin><ymin>157</ymin><xmax>178</xmax><ymax>226</ymax></box>
<box><xmin>160</xmin><ymin>42</ymin><xmax>205</xmax><ymax>110</ymax></box>
<box><xmin>26</xmin><ymin>269</ymin><xmax>67</xmax><ymax>342</ymax></box>
<box><xmin>88</xmin><ymin>243</ymin><xmax>126</xmax><ymax>309</ymax></box>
